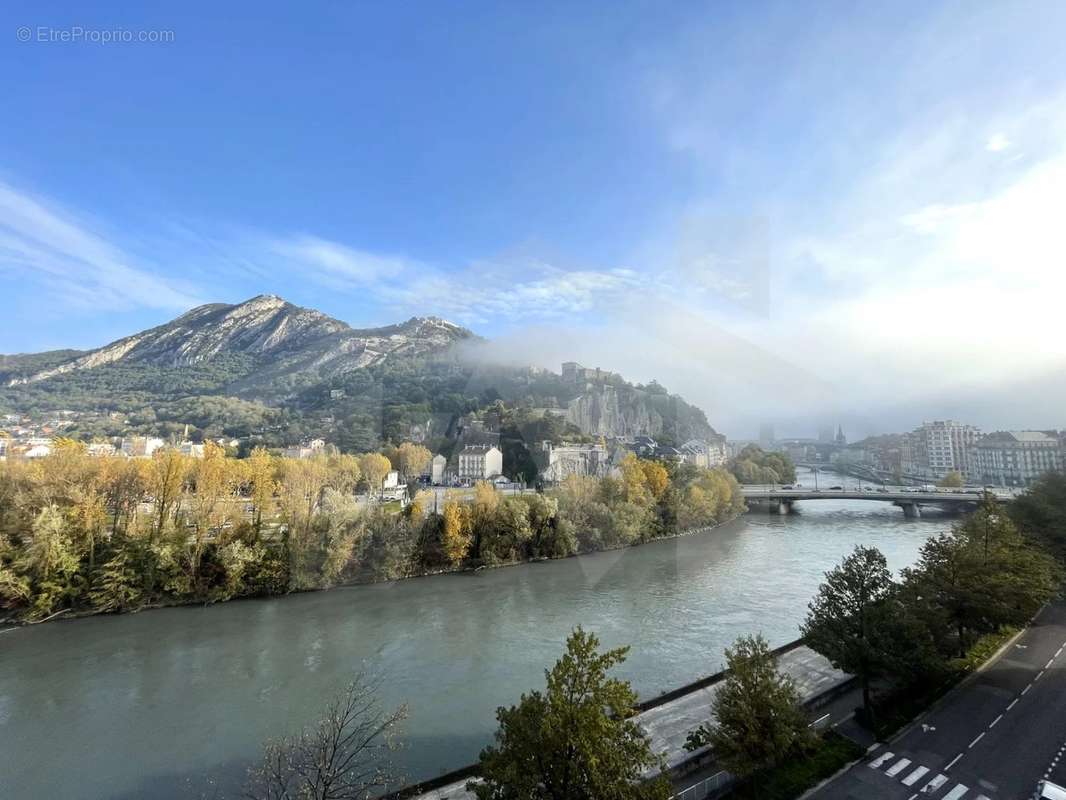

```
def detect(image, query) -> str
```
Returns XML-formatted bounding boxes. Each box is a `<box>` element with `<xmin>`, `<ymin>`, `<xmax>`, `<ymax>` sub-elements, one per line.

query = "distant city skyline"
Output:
<box><xmin>2</xmin><ymin>1</ymin><xmax>1065</xmax><ymax>433</ymax></box>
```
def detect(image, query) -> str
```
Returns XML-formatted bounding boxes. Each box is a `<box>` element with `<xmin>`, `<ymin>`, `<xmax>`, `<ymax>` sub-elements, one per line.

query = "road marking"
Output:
<box><xmin>1056</xmin><ymin>646</ymin><xmax>1063</xmax><ymax>657</ymax></box>
<box><xmin>945</xmin><ymin>753</ymin><xmax>963</xmax><ymax>770</ymax></box>
<box><xmin>1023</xmin><ymin>683</ymin><xmax>1033</xmax><ymax>695</ymax></box>
<box><xmin>942</xmin><ymin>785</ymin><xmax>969</xmax><ymax>800</ymax></box>
<box><xmin>869</xmin><ymin>751</ymin><xmax>895</xmax><ymax>768</ymax></box>
<box><xmin>1037</xmin><ymin>669</ymin><xmax>1046</xmax><ymax>681</ymax></box>
<box><xmin>920</xmin><ymin>773</ymin><xmax>948</xmax><ymax>793</ymax></box>
<box><xmin>969</xmin><ymin>732</ymin><xmax>986</xmax><ymax>748</ymax></box>
<box><xmin>1047</xmin><ymin>658</ymin><xmax>1055</xmax><ymax>669</ymax></box>
<box><xmin>976</xmin><ymin>796</ymin><xmax>992</xmax><ymax>800</ymax></box>
<box><xmin>989</xmin><ymin>713</ymin><xmax>1003</xmax><ymax>728</ymax></box>
<box><xmin>902</xmin><ymin>766</ymin><xmax>930</xmax><ymax>786</ymax></box>
<box><xmin>886</xmin><ymin>758</ymin><xmax>912</xmax><ymax>777</ymax></box>
<box><xmin>1007</xmin><ymin>698</ymin><xmax>1019</xmax><ymax>710</ymax></box>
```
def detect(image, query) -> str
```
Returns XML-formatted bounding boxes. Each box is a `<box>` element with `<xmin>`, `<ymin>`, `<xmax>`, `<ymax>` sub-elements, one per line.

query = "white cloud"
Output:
<box><xmin>986</xmin><ymin>133</ymin><xmax>1011</xmax><ymax>152</ymax></box>
<box><xmin>0</xmin><ymin>180</ymin><xmax>202</xmax><ymax>312</ymax></box>
<box><xmin>268</xmin><ymin>235</ymin><xmax>411</xmax><ymax>288</ymax></box>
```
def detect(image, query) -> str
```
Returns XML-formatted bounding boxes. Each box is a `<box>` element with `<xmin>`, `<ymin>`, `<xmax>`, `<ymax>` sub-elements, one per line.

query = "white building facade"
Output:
<box><xmin>457</xmin><ymin>445</ymin><xmax>503</xmax><ymax>481</ymax></box>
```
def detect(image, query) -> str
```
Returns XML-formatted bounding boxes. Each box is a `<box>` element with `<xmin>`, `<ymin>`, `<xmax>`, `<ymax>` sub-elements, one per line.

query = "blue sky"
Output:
<box><xmin>2</xmin><ymin>1</ymin><xmax>1065</xmax><ymax>434</ymax></box>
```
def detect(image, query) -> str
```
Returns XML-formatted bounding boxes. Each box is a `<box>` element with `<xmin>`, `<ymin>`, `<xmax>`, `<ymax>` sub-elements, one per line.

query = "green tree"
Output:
<box><xmin>801</xmin><ymin>546</ymin><xmax>895</xmax><ymax>727</ymax></box>
<box><xmin>904</xmin><ymin>503</ymin><xmax>1059</xmax><ymax>656</ymax></box>
<box><xmin>90</xmin><ymin>543</ymin><xmax>145</xmax><ymax>613</ymax></box>
<box><xmin>1009</xmin><ymin>470</ymin><xmax>1066</xmax><ymax>563</ymax></box>
<box><xmin>471</xmin><ymin>627</ymin><xmax>670</xmax><ymax>800</ymax></box>
<box><xmin>685</xmin><ymin>634</ymin><xmax>812</xmax><ymax>786</ymax></box>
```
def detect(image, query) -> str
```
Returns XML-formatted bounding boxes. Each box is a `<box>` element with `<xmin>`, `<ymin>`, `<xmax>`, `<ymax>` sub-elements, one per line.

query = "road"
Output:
<box><xmin>809</xmin><ymin>601</ymin><xmax>1066</xmax><ymax>800</ymax></box>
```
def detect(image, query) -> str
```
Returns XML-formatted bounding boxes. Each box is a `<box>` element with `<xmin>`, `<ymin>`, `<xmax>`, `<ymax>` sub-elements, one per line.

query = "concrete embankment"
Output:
<box><xmin>387</xmin><ymin>641</ymin><xmax>855</xmax><ymax>800</ymax></box>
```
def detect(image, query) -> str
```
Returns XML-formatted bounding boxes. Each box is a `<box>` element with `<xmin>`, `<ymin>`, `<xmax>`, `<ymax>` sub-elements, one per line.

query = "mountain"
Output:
<box><xmin>0</xmin><ymin>296</ymin><xmax>718</xmax><ymax>452</ymax></box>
<box><xmin>4</xmin><ymin>295</ymin><xmax>471</xmax><ymax>391</ymax></box>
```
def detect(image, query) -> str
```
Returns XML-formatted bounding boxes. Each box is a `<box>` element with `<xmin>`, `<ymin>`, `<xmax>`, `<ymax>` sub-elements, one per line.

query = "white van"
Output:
<box><xmin>1038</xmin><ymin>780</ymin><xmax>1066</xmax><ymax>800</ymax></box>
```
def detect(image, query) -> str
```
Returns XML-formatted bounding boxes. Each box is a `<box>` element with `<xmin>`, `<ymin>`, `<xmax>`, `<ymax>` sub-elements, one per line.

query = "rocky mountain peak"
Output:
<box><xmin>8</xmin><ymin>296</ymin><xmax>473</xmax><ymax>391</ymax></box>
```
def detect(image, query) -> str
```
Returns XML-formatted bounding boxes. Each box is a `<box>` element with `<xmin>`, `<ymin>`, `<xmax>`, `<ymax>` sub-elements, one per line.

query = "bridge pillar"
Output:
<box><xmin>777</xmin><ymin>499</ymin><xmax>792</xmax><ymax>515</ymax></box>
<box><xmin>900</xmin><ymin>502</ymin><xmax>921</xmax><ymax>518</ymax></box>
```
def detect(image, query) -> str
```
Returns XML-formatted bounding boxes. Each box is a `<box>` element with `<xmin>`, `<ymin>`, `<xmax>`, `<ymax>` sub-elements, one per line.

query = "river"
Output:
<box><xmin>0</xmin><ymin>470</ymin><xmax>956</xmax><ymax>799</ymax></box>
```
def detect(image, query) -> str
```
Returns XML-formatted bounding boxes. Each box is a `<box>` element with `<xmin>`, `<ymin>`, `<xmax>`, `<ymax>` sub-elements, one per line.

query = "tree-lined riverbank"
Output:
<box><xmin>0</xmin><ymin>443</ymin><xmax>746</xmax><ymax>622</ymax></box>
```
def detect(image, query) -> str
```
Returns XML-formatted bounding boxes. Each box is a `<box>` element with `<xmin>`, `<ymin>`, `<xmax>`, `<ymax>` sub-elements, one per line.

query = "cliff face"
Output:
<box><xmin>564</xmin><ymin>383</ymin><xmax>716</xmax><ymax>442</ymax></box>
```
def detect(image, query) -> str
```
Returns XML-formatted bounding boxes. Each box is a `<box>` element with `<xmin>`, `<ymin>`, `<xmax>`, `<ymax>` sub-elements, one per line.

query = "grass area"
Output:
<box><xmin>727</xmin><ymin>732</ymin><xmax>864</xmax><ymax>800</ymax></box>
<box><xmin>949</xmin><ymin>626</ymin><xmax>1020</xmax><ymax>674</ymax></box>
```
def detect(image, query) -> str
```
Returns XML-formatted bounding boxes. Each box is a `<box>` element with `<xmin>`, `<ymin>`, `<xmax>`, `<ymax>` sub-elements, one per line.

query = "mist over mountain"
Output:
<box><xmin>0</xmin><ymin>295</ymin><xmax>718</xmax><ymax>451</ymax></box>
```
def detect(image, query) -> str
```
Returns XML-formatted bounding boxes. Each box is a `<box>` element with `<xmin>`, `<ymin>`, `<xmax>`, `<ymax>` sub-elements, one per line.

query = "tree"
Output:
<box><xmin>20</xmin><ymin>504</ymin><xmax>80</xmax><ymax>618</ymax></box>
<box><xmin>358</xmin><ymin>453</ymin><xmax>392</xmax><ymax>499</ymax></box>
<box><xmin>145</xmin><ymin>449</ymin><xmax>189</xmax><ymax>541</ymax></box>
<box><xmin>470</xmin><ymin>481</ymin><xmax>501</xmax><ymax>559</ymax></box>
<box><xmin>904</xmin><ymin>504</ymin><xmax>1059</xmax><ymax>656</ymax></box>
<box><xmin>243</xmin><ymin>674</ymin><xmax>407</xmax><ymax>800</ymax></box>
<box><xmin>801</xmin><ymin>546</ymin><xmax>895</xmax><ymax>726</ymax></box>
<box><xmin>395</xmin><ymin>442</ymin><xmax>432</xmax><ymax>485</ymax></box>
<box><xmin>327</xmin><ymin>454</ymin><xmax>362</xmax><ymax>494</ymax></box>
<box><xmin>685</xmin><ymin>634</ymin><xmax>812</xmax><ymax>786</ymax></box>
<box><xmin>471</xmin><ymin>627</ymin><xmax>670</xmax><ymax>800</ymax></box>
<box><xmin>441</xmin><ymin>499</ymin><xmax>472</xmax><ymax>566</ymax></box>
<box><xmin>246</xmin><ymin>447</ymin><xmax>279</xmax><ymax>538</ymax></box>
<box><xmin>189</xmin><ymin>441</ymin><xmax>237</xmax><ymax>583</ymax></box>
<box><xmin>90</xmin><ymin>543</ymin><xmax>145</xmax><ymax>613</ymax></box>
<box><xmin>937</xmin><ymin>471</ymin><xmax>964</xmax><ymax>488</ymax></box>
<box><xmin>1009</xmin><ymin>470</ymin><xmax>1066</xmax><ymax>562</ymax></box>
<box><xmin>639</xmin><ymin>460</ymin><xmax>669</xmax><ymax>501</ymax></box>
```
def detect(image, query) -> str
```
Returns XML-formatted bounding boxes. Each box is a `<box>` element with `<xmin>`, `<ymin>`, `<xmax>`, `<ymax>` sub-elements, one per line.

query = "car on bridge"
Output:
<box><xmin>827</xmin><ymin>485</ymin><xmax>843</xmax><ymax>490</ymax></box>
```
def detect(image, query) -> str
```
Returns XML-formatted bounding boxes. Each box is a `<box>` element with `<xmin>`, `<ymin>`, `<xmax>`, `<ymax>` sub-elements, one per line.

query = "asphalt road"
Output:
<box><xmin>809</xmin><ymin>601</ymin><xmax>1066</xmax><ymax>800</ymax></box>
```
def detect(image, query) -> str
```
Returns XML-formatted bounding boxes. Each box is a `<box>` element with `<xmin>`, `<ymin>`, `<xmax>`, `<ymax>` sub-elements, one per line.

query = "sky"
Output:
<box><xmin>1</xmin><ymin>1</ymin><xmax>1065</xmax><ymax>438</ymax></box>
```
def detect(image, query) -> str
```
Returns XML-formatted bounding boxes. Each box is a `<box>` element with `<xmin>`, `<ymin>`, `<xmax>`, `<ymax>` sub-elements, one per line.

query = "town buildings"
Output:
<box><xmin>456</xmin><ymin>444</ymin><xmax>503</xmax><ymax>480</ymax></box>
<box><xmin>678</xmin><ymin>438</ymin><xmax>727</xmax><ymax>468</ymax></box>
<box><xmin>429</xmin><ymin>453</ymin><xmax>447</xmax><ymax>484</ymax></box>
<box><xmin>970</xmin><ymin>431</ymin><xmax>1062</xmax><ymax>487</ymax></box>
<box><xmin>903</xmin><ymin>420</ymin><xmax>982</xmax><ymax>479</ymax></box>
<box><xmin>282</xmin><ymin>438</ymin><xmax>326</xmax><ymax>459</ymax></box>
<box><xmin>121</xmin><ymin>436</ymin><xmax>165</xmax><ymax>458</ymax></box>
<box><xmin>538</xmin><ymin>440</ymin><xmax>610</xmax><ymax>482</ymax></box>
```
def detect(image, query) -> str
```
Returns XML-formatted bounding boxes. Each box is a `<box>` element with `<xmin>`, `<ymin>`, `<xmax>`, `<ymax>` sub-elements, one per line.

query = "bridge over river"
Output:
<box><xmin>741</xmin><ymin>487</ymin><xmax>1010</xmax><ymax>517</ymax></box>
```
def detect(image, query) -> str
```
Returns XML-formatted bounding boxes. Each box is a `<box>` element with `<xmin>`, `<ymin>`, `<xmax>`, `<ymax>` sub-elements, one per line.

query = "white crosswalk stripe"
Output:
<box><xmin>869</xmin><ymin>751</ymin><xmax>895</xmax><ymax>768</ymax></box>
<box><xmin>870</xmin><ymin>752</ymin><xmax>982</xmax><ymax>800</ymax></box>
<box><xmin>921</xmin><ymin>773</ymin><xmax>948</xmax><ymax>793</ymax></box>
<box><xmin>902</xmin><ymin>765</ymin><xmax>930</xmax><ymax>786</ymax></box>
<box><xmin>885</xmin><ymin>758</ymin><xmax>912</xmax><ymax>777</ymax></box>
